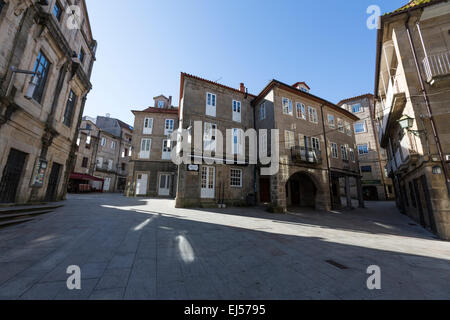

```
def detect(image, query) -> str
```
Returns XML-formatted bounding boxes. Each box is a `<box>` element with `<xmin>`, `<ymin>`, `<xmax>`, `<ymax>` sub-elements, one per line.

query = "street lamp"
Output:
<box><xmin>6</xmin><ymin>66</ymin><xmax>41</xmax><ymax>100</ymax></box>
<box><xmin>397</xmin><ymin>115</ymin><xmax>424</xmax><ymax>136</ymax></box>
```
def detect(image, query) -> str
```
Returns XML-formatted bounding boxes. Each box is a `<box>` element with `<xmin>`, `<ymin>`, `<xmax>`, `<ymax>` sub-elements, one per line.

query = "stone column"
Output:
<box><xmin>345</xmin><ymin>175</ymin><xmax>352</xmax><ymax>209</ymax></box>
<box><xmin>356</xmin><ymin>176</ymin><xmax>365</xmax><ymax>208</ymax></box>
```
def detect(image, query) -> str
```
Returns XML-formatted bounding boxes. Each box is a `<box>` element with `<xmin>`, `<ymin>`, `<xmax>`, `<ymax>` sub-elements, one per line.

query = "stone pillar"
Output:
<box><xmin>356</xmin><ymin>176</ymin><xmax>365</xmax><ymax>208</ymax></box>
<box><xmin>345</xmin><ymin>175</ymin><xmax>352</xmax><ymax>209</ymax></box>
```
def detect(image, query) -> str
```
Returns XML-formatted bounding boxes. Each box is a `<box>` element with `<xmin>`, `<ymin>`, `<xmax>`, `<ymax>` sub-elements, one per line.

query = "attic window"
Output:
<box><xmin>158</xmin><ymin>100</ymin><xmax>164</xmax><ymax>108</ymax></box>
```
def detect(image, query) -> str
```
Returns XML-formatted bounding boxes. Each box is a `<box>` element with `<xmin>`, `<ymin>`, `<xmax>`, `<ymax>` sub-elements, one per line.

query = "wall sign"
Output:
<box><xmin>187</xmin><ymin>164</ymin><xmax>199</xmax><ymax>172</ymax></box>
<box><xmin>31</xmin><ymin>158</ymin><xmax>48</xmax><ymax>187</ymax></box>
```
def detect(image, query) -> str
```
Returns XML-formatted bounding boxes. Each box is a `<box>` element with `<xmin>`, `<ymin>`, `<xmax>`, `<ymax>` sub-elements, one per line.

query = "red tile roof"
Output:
<box><xmin>337</xmin><ymin>93</ymin><xmax>374</xmax><ymax>106</ymax></box>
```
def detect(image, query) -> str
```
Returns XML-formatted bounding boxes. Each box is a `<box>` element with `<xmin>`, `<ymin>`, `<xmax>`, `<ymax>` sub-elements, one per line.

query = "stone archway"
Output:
<box><xmin>285</xmin><ymin>171</ymin><xmax>324</xmax><ymax>210</ymax></box>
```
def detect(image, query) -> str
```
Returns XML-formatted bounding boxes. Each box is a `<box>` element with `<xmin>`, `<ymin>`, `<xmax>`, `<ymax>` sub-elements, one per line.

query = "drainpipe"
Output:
<box><xmin>405</xmin><ymin>13</ymin><xmax>450</xmax><ymax>195</ymax></box>
<box><xmin>320</xmin><ymin>104</ymin><xmax>334</xmax><ymax>209</ymax></box>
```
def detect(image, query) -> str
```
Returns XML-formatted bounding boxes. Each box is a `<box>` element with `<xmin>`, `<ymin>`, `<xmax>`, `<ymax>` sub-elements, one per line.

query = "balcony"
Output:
<box><xmin>423</xmin><ymin>51</ymin><xmax>450</xmax><ymax>84</ymax></box>
<box><xmin>291</xmin><ymin>146</ymin><xmax>322</xmax><ymax>165</ymax></box>
<box><xmin>378</xmin><ymin>76</ymin><xmax>407</xmax><ymax>147</ymax></box>
<box><xmin>388</xmin><ymin>134</ymin><xmax>419</xmax><ymax>174</ymax></box>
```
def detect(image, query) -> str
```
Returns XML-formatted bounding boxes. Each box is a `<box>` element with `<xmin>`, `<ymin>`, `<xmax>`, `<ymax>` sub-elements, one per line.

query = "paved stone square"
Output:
<box><xmin>0</xmin><ymin>194</ymin><xmax>449</xmax><ymax>300</ymax></box>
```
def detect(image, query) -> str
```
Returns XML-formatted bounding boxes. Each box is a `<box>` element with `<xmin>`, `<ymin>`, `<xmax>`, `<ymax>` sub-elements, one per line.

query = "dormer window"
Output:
<box><xmin>158</xmin><ymin>100</ymin><xmax>164</xmax><ymax>108</ymax></box>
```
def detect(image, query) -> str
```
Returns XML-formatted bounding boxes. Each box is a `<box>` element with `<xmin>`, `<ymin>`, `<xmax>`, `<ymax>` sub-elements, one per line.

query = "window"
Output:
<box><xmin>337</xmin><ymin>118</ymin><xmax>344</xmax><ymax>133</ymax></box>
<box><xmin>230</xmin><ymin>169</ymin><xmax>242</xmax><ymax>187</ymax></box>
<box><xmin>206</xmin><ymin>92</ymin><xmax>216</xmax><ymax>117</ymax></box>
<box><xmin>282</xmin><ymin>98</ymin><xmax>293</xmax><ymax>116</ymax></box>
<box><xmin>53</xmin><ymin>2</ymin><xmax>63</xmax><ymax>21</ymax></box>
<box><xmin>63</xmin><ymin>90</ymin><xmax>77</xmax><ymax>127</ymax></box>
<box><xmin>158</xmin><ymin>100</ymin><xmax>165</xmax><ymax>108</ymax></box>
<box><xmin>232</xmin><ymin>100</ymin><xmax>241</xmax><ymax>123</ymax></box>
<box><xmin>162</xmin><ymin>139</ymin><xmax>172</xmax><ymax>160</ymax></box>
<box><xmin>260</xmin><ymin>130</ymin><xmax>268</xmax><ymax>155</ymax></box>
<box><xmin>358</xmin><ymin>144</ymin><xmax>369</xmax><ymax>155</ymax></box>
<box><xmin>308</xmin><ymin>106</ymin><xmax>318</xmax><ymax>124</ymax></box>
<box><xmin>232</xmin><ymin>128</ymin><xmax>244</xmax><ymax>155</ymax></box>
<box><xmin>32</xmin><ymin>51</ymin><xmax>51</xmax><ymax>103</ymax></box>
<box><xmin>143</xmin><ymin>118</ymin><xmax>153</xmax><ymax>134</ymax></box>
<box><xmin>327</xmin><ymin>114</ymin><xmax>335</xmax><ymax>128</ymax></box>
<box><xmin>345</xmin><ymin>121</ymin><xmax>352</xmax><ymax>136</ymax></box>
<box><xmin>284</xmin><ymin>130</ymin><xmax>295</xmax><ymax>149</ymax></box>
<box><xmin>81</xmin><ymin>157</ymin><xmax>88</xmax><ymax>168</ymax></box>
<box><xmin>349</xmin><ymin>149</ymin><xmax>355</xmax><ymax>162</ymax></box>
<box><xmin>111</xmin><ymin>141</ymin><xmax>116</xmax><ymax>149</ymax></box>
<box><xmin>311</xmin><ymin>137</ymin><xmax>320</xmax><ymax>150</ymax></box>
<box><xmin>79</xmin><ymin>48</ymin><xmax>85</xmax><ymax>63</ymax></box>
<box><xmin>296</xmin><ymin>103</ymin><xmax>306</xmax><ymax>120</ymax></box>
<box><xmin>341</xmin><ymin>145</ymin><xmax>348</xmax><ymax>161</ymax></box>
<box><xmin>140</xmin><ymin>138</ymin><xmax>151</xmax><ymax>159</ymax></box>
<box><xmin>352</xmin><ymin>103</ymin><xmax>362</xmax><ymax>113</ymax></box>
<box><xmin>361</xmin><ymin>166</ymin><xmax>372</xmax><ymax>172</ymax></box>
<box><xmin>354</xmin><ymin>121</ymin><xmax>366</xmax><ymax>134</ymax></box>
<box><xmin>96</xmin><ymin>157</ymin><xmax>103</xmax><ymax>168</ymax></box>
<box><xmin>107</xmin><ymin>160</ymin><xmax>113</xmax><ymax>171</ymax></box>
<box><xmin>164</xmin><ymin>119</ymin><xmax>174</xmax><ymax>135</ymax></box>
<box><xmin>203</xmin><ymin>123</ymin><xmax>217</xmax><ymax>152</ymax></box>
<box><xmin>121</xmin><ymin>163</ymin><xmax>126</xmax><ymax>171</ymax></box>
<box><xmin>260</xmin><ymin>103</ymin><xmax>266</xmax><ymax>120</ymax></box>
<box><xmin>101</xmin><ymin>137</ymin><xmax>106</xmax><ymax>146</ymax></box>
<box><xmin>331</xmin><ymin>143</ymin><xmax>338</xmax><ymax>158</ymax></box>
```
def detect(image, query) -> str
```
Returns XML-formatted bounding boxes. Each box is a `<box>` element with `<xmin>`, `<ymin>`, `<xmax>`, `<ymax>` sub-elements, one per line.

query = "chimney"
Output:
<box><xmin>240</xmin><ymin>83</ymin><xmax>245</xmax><ymax>93</ymax></box>
<box><xmin>106</xmin><ymin>113</ymin><xmax>111</xmax><ymax>118</ymax></box>
<box><xmin>169</xmin><ymin>96</ymin><xmax>172</xmax><ymax>107</ymax></box>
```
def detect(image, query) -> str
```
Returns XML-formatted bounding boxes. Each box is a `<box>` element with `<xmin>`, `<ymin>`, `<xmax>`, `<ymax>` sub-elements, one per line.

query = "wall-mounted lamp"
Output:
<box><xmin>6</xmin><ymin>66</ymin><xmax>40</xmax><ymax>100</ymax></box>
<box><xmin>397</xmin><ymin>115</ymin><xmax>424</xmax><ymax>137</ymax></box>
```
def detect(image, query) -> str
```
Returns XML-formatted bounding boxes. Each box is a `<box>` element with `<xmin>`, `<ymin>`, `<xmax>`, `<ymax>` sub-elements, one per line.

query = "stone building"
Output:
<box><xmin>0</xmin><ymin>0</ymin><xmax>96</xmax><ymax>204</ymax></box>
<box><xmin>337</xmin><ymin>94</ymin><xmax>394</xmax><ymax>201</ymax></box>
<box><xmin>253</xmin><ymin>80</ymin><xmax>362</xmax><ymax>212</ymax></box>
<box><xmin>126</xmin><ymin>95</ymin><xmax>179</xmax><ymax>198</ymax></box>
<box><xmin>374</xmin><ymin>0</ymin><xmax>450</xmax><ymax>239</ymax></box>
<box><xmin>175</xmin><ymin>74</ymin><xmax>256</xmax><ymax>207</ymax></box>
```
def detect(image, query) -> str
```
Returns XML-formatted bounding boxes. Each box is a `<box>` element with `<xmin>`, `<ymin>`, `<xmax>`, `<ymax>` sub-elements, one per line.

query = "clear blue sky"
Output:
<box><xmin>84</xmin><ymin>0</ymin><xmax>407</xmax><ymax>126</ymax></box>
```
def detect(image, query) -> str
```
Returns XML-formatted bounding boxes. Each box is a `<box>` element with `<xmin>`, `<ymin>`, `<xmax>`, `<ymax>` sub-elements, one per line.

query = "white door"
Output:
<box><xmin>158</xmin><ymin>174</ymin><xmax>171</xmax><ymax>196</ymax></box>
<box><xmin>136</xmin><ymin>174</ymin><xmax>148</xmax><ymax>195</ymax></box>
<box><xmin>103</xmin><ymin>178</ymin><xmax>111</xmax><ymax>192</ymax></box>
<box><xmin>201</xmin><ymin>166</ymin><xmax>215</xmax><ymax>199</ymax></box>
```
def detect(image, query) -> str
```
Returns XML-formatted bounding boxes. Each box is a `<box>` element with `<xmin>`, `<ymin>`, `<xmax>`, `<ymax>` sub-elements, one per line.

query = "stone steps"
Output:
<box><xmin>0</xmin><ymin>204</ymin><xmax>63</xmax><ymax>228</ymax></box>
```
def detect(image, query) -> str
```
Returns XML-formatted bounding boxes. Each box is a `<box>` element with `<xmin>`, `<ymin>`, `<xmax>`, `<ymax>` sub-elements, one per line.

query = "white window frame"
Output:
<box><xmin>230</xmin><ymin>169</ymin><xmax>243</xmax><ymax>188</ymax></box>
<box><xmin>164</xmin><ymin>119</ymin><xmax>174</xmax><ymax>135</ymax></box>
<box><xmin>341</xmin><ymin>145</ymin><xmax>348</xmax><ymax>161</ymax></box>
<box><xmin>345</xmin><ymin>121</ymin><xmax>352</xmax><ymax>136</ymax></box>
<box><xmin>143</xmin><ymin>118</ymin><xmax>153</xmax><ymax>135</ymax></box>
<box><xmin>96</xmin><ymin>157</ymin><xmax>103</xmax><ymax>168</ymax></box>
<box><xmin>349</xmin><ymin>148</ymin><xmax>355</xmax><ymax>162</ymax></box>
<box><xmin>158</xmin><ymin>100</ymin><xmax>165</xmax><ymax>108</ymax></box>
<box><xmin>296</xmin><ymin>102</ymin><xmax>306</xmax><ymax>120</ymax></box>
<box><xmin>331</xmin><ymin>143</ymin><xmax>338</xmax><ymax>158</ymax></box>
<box><xmin>327</xmin><ymin>114</ymin><xmax>335</xmax><ymax>128</ymax></box>
<box><xmin>260</xmin><ymin>103</ymin><xmax>266</xmax><ymax>120</ymax></box>
<box><xmin>162</xmin><ymin>139</ymin><xmax>172</xmax><ymax>160</ymax></box>
<box><xmin>206</xmin><ymin>92</ymin><xmax>216</xmax><ymax>117</ymax></box>
<box><xmin>111</xmin><ymin>141</ymin><xmax>116</xmax><ymax>149</ymax></box>
<box><xmin>337</xmin><ymin>118</ymin><xmax>344</xmax><ymax>133</ymax></box>
<box><xmin>232</xmin><ymin>100</ymin><xmax>242</xmax><ymax>123</ymax></box>
<box><xmin>311</xmin><ymin>137</ymin><xmax>320</xmax><ymax>150</ymax></box>
<box><xmin>232</xmin><ymin>128</ymin><xmax>244</xmax><ymax>155</ymax></box>
<box><xmin>101</xmin><ymin>137</ymin><xmax>106</xmax><ymax>146</ymax></box>
<box><xmin>282</xmin><ymin>98</ymin><xmax>293</xmax><ymax>116</ymax></box>
<box><xmin>285</xmin><ymin>130</ymin><xmax>295</xmax><ymax>149</ymax></box>
<box><xmin>351</xmin><ymin>103</ymin><xmax>362</xmax><ymax>113</ymax></box>
<box><xmin>357</xmin><ymin>144</ymin><xmax>369</xmax><ymax>155</ymax></box>
<box><xmin>139</xmin><ymin>138</ymin><xmax>152</xmax><ymax>159</ymax></box>
<box><xmin>354</xmin><ymin>121</ymin><xmax>366</xmax><ymax>134</ymax></box>
<box><xmin>308</xmin><ymin>106</ymin><xmax>318</xmax><ymax>124</ymax></box>
<box><xmin>203</xmin><ymin>122</ymin><xmax>217</xmax><ymax>152</ymax></box>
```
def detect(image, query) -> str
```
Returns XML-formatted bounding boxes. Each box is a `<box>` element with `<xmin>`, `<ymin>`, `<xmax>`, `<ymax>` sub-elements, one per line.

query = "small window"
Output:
<box><xmin>282</xmin><ymin>98</ymin><xmax>293</xmax><ymax>116</ymax></box>
<box><xmin>296</xmin><ymin>103</ymin><xmax>306</xmax><ymax>120</ymax></box>
<box><xmin>158</xmin><ymin>100</ymin><xmax>165</xmax><ymax>108</ymax></box>
<box><xmin>331</xmin><ymin>143</ymin><xmax>338</xmax><ymax>158</ymax></box>
<box><xmin>328</xmin><ymin>114</ymin><xmax>335</xmax><ymax>128</ymax></box>
<box><xmin>206</xmin><ymin>92</ymin><xmax>216</xmax><ymax>117</ymax></box>
<box><xmin>232</xmin><ymin>100</ymin><xmax>241</xmax><ymax>123</ymax></box>
<box><xmin>355</xmin><ymin>122</ymin><xmax>366</xmax><ymax>134</ymax></box>
<box><xmin>101</xmin><ymin>137</ymin><xmax>106</xmax><ymax>146</ymax></box>
<box><xmin>341</xmin><ymin>145</ymin><xmax>348</xmax><ymax>161</ymax></box>
<box><xmin>53</xmin><ymin>2</ymin><xmax>63</xmax><ymax>21</ymax></box>
<box><xmin>164</xmin><ymin>119</ymin><xmax>174</xmax><ymax>135</ymax></box>
<box><xmin>81</xmin><ymin>157</ymin><xmax>88</xmax><ymax>168</ymax></box>
<box><xmin>308</xmin><ymin>106</ymin><xmax>318</xmax><ymax>124</ymax></box>
<box><xmin>260</xmin><ymin>103</ymin><xmax>266</xmax><ymax>120</ymax></box>
<box><xmin>79</xmin><ymin>48</ymin><xmax>85</xmax><ymax>63</ymax></box>
<box><xmin>361</xmin><ymin>166</ymin><xmax>372</xmax><ymax>172</ymax></box>
<box><xmin>358</xmin><ymin>144</ymin><xmax>369</xmax><ymax>155</ymax></box>
<box><xmin>63</xmin><ymin>90</ymin><xmax>78</xmax><ymax>127</ymax></box>
<box><xmin>352</xmin><ymin>103</ymin><xmax>362</xmax><ymax>113</ymax></box>
<box><xmin>230</xmin><ymin>169</ymin><xmax>242</xmax><ymax>187</ymax></box>
<box><xmin>311</xmin><ymin>137</ymin><xmax>320</xmax><ymax>150</ymax></box>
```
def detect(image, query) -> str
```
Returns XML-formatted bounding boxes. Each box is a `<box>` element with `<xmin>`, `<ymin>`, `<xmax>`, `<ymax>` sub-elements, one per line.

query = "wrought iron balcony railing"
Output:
<box><xmin>291</xmin><ymin>146</ymin><xmax>322</xmax><ymax>164</ymax></box>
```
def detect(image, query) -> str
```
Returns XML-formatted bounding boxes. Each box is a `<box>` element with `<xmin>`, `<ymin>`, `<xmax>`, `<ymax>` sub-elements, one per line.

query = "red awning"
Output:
<box><xmin>70</xmin><ymin>173</ymin><xmax>104</xmax><ymax>182</ymax></box>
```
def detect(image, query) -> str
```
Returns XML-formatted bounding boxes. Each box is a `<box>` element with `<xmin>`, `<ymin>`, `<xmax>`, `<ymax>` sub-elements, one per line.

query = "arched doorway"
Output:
<box><xmin>286</xmin><ymin>172</ymin><xmax>318</xmax><ymax>209</ymax></box>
